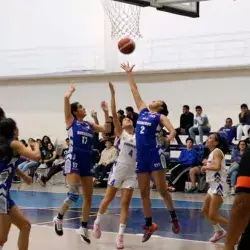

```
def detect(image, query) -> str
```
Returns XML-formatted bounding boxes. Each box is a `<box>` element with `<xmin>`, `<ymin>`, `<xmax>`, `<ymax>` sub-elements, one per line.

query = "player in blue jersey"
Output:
<box><xmin>0</xmin><ymin>118</ymin><xmax>41</xmax><ymax>250</ymax></box>
<box><xmin>54</xmin><ymin>83</ymin><xmax>112</xmax><ymax>244</ymax></box>
<box><xmin>121</xmin><ymin>62</ymin><xmax>180</xmax><ymax>242</ymax></box>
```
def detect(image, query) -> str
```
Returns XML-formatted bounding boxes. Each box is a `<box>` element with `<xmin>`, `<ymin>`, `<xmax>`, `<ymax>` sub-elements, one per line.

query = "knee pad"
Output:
<box><xmin>64</xmin><ymin>184</ymin><xmax>80</xmax><ymax>206</ymax></box>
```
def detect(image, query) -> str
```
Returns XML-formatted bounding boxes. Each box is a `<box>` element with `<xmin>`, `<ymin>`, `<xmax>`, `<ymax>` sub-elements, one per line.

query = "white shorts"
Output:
<box><xmin>207</xmin><ymin>182</ymin><xmax>228</xmax><ymax>199</ymax></box>
<box><xmin>108</xmin><ymin>162</ymin><xmax>137</xmax><ymax>190</ymax></box>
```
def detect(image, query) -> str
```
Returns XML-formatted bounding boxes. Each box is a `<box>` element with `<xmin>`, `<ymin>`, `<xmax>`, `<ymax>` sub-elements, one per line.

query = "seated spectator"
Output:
<box><xmin>94</xmin><ymin>140</ymin><xmax>117</xmax><ymax>186</ymax></box>
<box><xmin>244</xmin><ymin>128</ymin><xmax>250</xmax><ymax>148</ymax></box>
<box><xmin>175</xmin><ymin>105</ymin><xmax>194</xmax><ymax>145</ymax></box>
<box><xmin>125</xmin><ymin>106</ymin><xmax>138</xmax><ymax>128</ymax></box>
<box><xmin>158</xmin><ymin>129</ymin><xmax>170</xmax><ymax>161</ymax></box>
<box><xmin>117</xmin><ymin>109</ymin><xmax>125</xmax><ymax>124</ymax></box>
<box><xmin>217</xmin><ymin>118</ymin><xmax>236</xmax><ymax>146</ymax></box>
<box><xmin>40</xmin><ymin>143</ymin><xmax>57</xmax><ymax>168</ymax></box>
<box><xmin>189</xmin><ymin>106</ymin><xmax>211</xmax><ymax>144</ymax></box>
<box><xmin>228</xmin><ymin>140</ymin><xmax>247</xmax><ymax>195</ymax></box>
<box><xmin>167</xmin><ymin>138</ymin><xmax>198</xmax><ymax>192</ymax></box>
<box><xmin>38</xmin><ymin>138</ymin><xmax>69</xmax><ymax>186</ymax></box>
<box><xmin>237</xmin><ymin>103</ymin><xmax>250</xmax><ymax>140</ymax></box>
<box><xmin>18</xmin><ymin>138</ymin><xmax>40</xmax><ymax>174</ymax></box>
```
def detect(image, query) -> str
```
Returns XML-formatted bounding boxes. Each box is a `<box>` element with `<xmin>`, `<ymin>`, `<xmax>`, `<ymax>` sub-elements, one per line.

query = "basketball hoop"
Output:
<box><xmin>100</xmin><ymin>0</ymin><xmax>142</xmax><ymax>40</ymax></box>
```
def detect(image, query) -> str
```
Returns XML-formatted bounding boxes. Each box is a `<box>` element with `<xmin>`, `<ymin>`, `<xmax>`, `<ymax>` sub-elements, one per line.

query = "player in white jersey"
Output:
<box><xmin>93</xmin><ymin>82</ymin><xmax>136</xmax><ymax>249</ymax></box>
<box><xmin>201</xmin><ymin>133</ymin><xmax>229</xmax><ymax>243</ymax></box>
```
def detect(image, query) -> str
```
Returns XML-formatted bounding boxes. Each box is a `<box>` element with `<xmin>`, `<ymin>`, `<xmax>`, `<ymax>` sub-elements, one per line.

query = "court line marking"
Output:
<box><xmin>31</xmin><ymin>224</ymin><xmax>223</xmax><ymax>245</ymax></box>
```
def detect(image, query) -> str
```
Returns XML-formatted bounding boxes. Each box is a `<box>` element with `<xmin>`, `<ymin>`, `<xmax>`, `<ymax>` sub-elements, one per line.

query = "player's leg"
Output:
<box><xmin>0</xmin><ymin>214</ymin><xmax>11</xmax><ymax>249</ymax></box>
<box><xmin>9</xmin><ymin>205</ymin><xmax>31</xmax><ymax>250</ymax></box>
<box><xmin>224</xmin><ymin>193</ymin><xmax>250</xmax><ymax>250</ymax></box>
<box><xmin>54</xmin><ymin>173</ymin><xmax>80</xmax><ymax>236</ymax></box>
<box><xmin>77</xmin><ymin>176</ymin><xmax>93</xmax><ymax>244</ymax></box>
<box><xmin>93</xmin><ymin>185</ymin><xmax>118</xmax><ymax>239</ymax></box>
<box><xmin>116</xmin><ymin>187</ymin><xmax>134</xmax><ymax>249</ymax></box>
<box><xmin>152</xmin><ymin>169</ymin><xmax>180</xmax><ymax>234</ymax></box>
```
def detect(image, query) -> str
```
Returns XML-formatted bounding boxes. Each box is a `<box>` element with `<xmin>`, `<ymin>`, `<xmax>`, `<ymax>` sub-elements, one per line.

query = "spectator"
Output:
<box><xmin>0</xmin><ymin>107</ymin><xmax>5</xmax><ymax>120</ymax></box>
<box><xmin>117</xmin><ymin>109</ymin><xmax>125</xmax><ymax>124</ymax></box>
<box><xmin>38</xmin><ymin>138</ymin><xmax>69</xmax><ymax>186</ymax></box>
<box><xmin>228</xmin><ymin>140</ymin><xmax>247</xmax><ymax>195</ymax></box>
<box><xmin>189</xmin><ymin>106</ymin><xmax>211</xmax><ymax>144</ymax></box>
<box><xmin>42</xmin><ymin>135</ymin><xmax>52</xmax><ymax>147</ymax></box>
<box><xmin>41</xmin><ymin>143</ymin><xmax>57</xmax><ymax>168</ymax></box>
<box><xmin>244</xmin><ymin>128</ymin><xmax>250</xmax><ymax>148</ymax></box>
<box><xmin>175</xmin><ymin>105</ymin><xmax>194</xmax><ymax>145</ymax></box>
<box><xmin>217</xmin><ymin>118</ymin><xmax>236</xmax><ymax>146</ymax></box>
<box><xmin>158</xmin><ymin>129</ymin><xmax>170</xmax><ymax>162</ymax></box>
<box><xmin>167</xmin><ymin>138</ymin><xmax>198</xmax><ymax>192</ymax></box>
<box><xmin>125</xmin><ymin>106</ymin><xmax>138</xmax><ymax>128</ymax></box>
<box><xmin>237</xmin><ymin>103</ymin><xmax>250</xmax><ymax>140</ymax></box>
<box><xmin>94</xmin><ymin>140</ymin><xmax>117</xmax><ymax>186</ymax></box>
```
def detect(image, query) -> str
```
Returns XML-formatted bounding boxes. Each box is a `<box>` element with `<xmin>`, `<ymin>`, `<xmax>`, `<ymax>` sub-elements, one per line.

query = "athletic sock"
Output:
<box><xmin>118</xmin><ymin>224</ymin><xmax>126</xmax><ymax>235</ymax></box>
<box><xmin>213</xmin><ymin>223</ymin><xmax>223</xmax><ymax>232</ymax></box>
<box><xmin>81</xmin><ymin>221</ymin><xmax>88</xmax><ymax>228</ymax></box>
<box><xmin>145</xmin><ymin>217</ymin><xmax>152</xmax><ymax>227</ymax></box>
<box><xmin>95</xmin><ymin>212</ymin><xmax>103</xmax><ymax>225</ymax></box>
<box><xmin>169</xmin><ymin>210</ymin><xmax>177</xmax><ymax>220</ymax></box>
<box><xmin>57</xmin><ymin>213</ymin><xmax>64</xmax><ymax>220</ymax></box>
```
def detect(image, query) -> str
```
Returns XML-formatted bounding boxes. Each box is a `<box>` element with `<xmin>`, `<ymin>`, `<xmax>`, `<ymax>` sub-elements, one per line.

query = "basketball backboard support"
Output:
<box><xmin>112</xmin><ymin>0</ymin><xmax>202</xmax><ymax>18</ymax></box>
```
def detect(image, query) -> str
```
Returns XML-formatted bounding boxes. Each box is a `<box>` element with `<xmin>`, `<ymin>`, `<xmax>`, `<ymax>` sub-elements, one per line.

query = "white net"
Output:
<box><xmin>100</xmin><ymin>0</ymin><xmax>142</xmax><ymax>40</ymax></box>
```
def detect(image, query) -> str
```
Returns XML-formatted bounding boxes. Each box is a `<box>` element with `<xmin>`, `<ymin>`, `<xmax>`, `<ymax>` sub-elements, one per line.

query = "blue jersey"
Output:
<box><xmin>65</xmin><ymin>119</ymin><xmax>95</xmax><ymax>177</ymax></box>
<box><xmin>135</xmin><ymin>108</ymin><xmax>162</xmax><ymax>151</ymax></box>
<box><xmin>0</xmin><ymin>140</ymin><xmax>19</xmax><ymax>213</ymax></box>
<box><xmin>67</xmin><ymin>119</ymin><xmax>94</xmax><ymax>154</ymax></box>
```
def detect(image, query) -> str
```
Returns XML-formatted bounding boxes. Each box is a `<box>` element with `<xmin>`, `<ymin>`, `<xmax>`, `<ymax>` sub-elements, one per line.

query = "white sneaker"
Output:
<box><xmin>116</xmin><ymin>235</ymin><xmax>124</xmax><ymax>249</ymax></box>
<box><xmin>92</xmin><ymin>223</ymin><xmax>101</xmax><ymax>239</ymax></box>
<box><xmin>231</xmin><ymin>187</ymin><xmax>236</xmax><ymax>195</ymax></box>
<box><xmin>53</xmin><ymin>216</ymin><xmax>63</xmax><ymax>236</ymax></box>
<box><xmin>76</xmin><ymin>227</ymin><xmax>91</xmax><ymax>244</ymax></box>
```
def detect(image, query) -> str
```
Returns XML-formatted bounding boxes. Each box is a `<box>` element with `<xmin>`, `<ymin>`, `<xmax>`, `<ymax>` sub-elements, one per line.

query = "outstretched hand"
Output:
<box><xmin>120</xmin><ymin>62</ymin><xmax>135</xmax><ymax>73</ymax></box>
<box><xmin>101</xmin><ymin>101</ymin><xmax>109</xmax><ymax>113</ymax></box>
<box><xmin>69</xmin><ymin>82</ymin><xmax>76</xmax><ymax>93</ymax></box>
<box><xmin>109</xmin><ymin>82</ymin><xmax>115</xmax><ymax>95</ymax></box>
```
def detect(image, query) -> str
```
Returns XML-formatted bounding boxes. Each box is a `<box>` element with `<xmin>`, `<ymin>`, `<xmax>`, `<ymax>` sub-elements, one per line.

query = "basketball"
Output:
<box><xmin>118</xmin><ymin>38</ymin><xmax>136</xmax><ymax>55</ymax></box>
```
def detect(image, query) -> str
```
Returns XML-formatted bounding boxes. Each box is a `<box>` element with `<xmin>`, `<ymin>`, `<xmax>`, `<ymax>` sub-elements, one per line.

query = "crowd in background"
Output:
<box><xmin>3</xmin><ymin>102</ymin><xmax>250</xmax><ymax>196</ymax></box>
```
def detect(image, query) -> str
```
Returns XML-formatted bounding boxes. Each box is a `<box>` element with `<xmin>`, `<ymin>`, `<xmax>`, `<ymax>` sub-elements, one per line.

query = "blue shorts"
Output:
<box><xmin>64</xmin><ymin>151</ymin><xmax>93</xmax><ymax>177</ymax></box>
<box><xmin>136</xmin><ymin>148</ymin><xmax>167</xmax><ymax>174</ymax></box>
<box><xmin>0</xmin><ymin>195</ymin><xmax>15</xmax><ymax>214</ymax></box>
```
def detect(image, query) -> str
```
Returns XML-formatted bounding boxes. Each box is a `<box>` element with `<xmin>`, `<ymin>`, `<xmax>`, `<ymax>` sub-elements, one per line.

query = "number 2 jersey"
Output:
<box><xmin>135</xmin><ymin>108</ymin><xmax>167</xmax><ymax>173</ymax></box>
<box><xmin>64</xmin><ymin>119</ymin><xmax>94</xmax><ymax>177</ymax></box>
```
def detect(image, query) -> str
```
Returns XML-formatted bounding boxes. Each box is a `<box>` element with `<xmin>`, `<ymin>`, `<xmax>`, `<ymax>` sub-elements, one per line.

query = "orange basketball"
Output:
<box><xmin>118</xmin><ymin>38</ymin><xmax>136</xmax><ymax>55</ymax></box>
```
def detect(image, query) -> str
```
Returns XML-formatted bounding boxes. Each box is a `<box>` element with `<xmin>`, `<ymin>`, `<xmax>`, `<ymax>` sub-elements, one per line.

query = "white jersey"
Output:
<box><xmin>206</xmin><ymin>148</ymin><xmax>227</xmax><ymax>184</ymax></box>
<box><xmin>115</xmin><ymin>130</ymin><xmax>136</xmax><ymax>166</ymax></box>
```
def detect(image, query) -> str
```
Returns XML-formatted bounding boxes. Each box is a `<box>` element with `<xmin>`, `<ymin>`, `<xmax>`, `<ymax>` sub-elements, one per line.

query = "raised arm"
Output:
<box><xmin>64</xmin><ymin>83</ymin><xmax>75</xmax><ymax>129</ymax></box>
<box><xmin>91</xmin><ymin>101</ymin><xmax>112</xmax><ymax>133</ymax></box>
<box><xmin>120</xmin><ymin>62</ymin><xmax>147</xmax><ymax>112</ymax></box>
<box><xmin>160</xmin><ymin>115</ymin><xmax>176</xmax><ymax>142</ymax></box>
<box><xmin>109</xmin><ymin>82</ymin><xmax>122</xmax><ymax>137</ymax></box>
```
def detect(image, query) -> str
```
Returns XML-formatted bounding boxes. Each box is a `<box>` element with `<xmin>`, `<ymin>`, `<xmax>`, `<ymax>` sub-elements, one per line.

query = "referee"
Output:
<box><xmin>224</xmin><ymin>149</ymin><xmax>250</xmax><ymax>250</ymax></box>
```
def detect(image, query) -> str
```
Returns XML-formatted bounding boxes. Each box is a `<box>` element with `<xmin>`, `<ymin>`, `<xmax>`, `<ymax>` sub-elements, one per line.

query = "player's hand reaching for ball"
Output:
<box><xmin>109</xmin><ymin>82</ymin><xmax>115</xmax><ymax>95</ymax></box>
<box><xmin>101</xmin><ymin>101</ymin><xmax>109</xmax><ymax>113</ymax></box>
<box><xmin>120</xmin><ymin>62</ymin><xmax>135</xmax><ymax>73</ymax></box>
<box><xmin>69</xmin><ymin>82</ymin><xmax>76</xmax><ymax>93</ymax></box>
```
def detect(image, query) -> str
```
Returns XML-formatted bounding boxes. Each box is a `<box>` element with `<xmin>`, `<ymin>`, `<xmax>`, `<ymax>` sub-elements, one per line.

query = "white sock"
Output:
<box><xmin>94</xmin><ymin>212</ymin><xmax>103</xmax><ymax>225</ymax></box>
<box><xmin>213</xmin><ymin>223</ymin><xmax>223</xmax><ymax>232</ymax></box>
<box><xmin>118</xmin><ymin>224</ymin><xmax>126</xmax><ymax>235</ymax></box>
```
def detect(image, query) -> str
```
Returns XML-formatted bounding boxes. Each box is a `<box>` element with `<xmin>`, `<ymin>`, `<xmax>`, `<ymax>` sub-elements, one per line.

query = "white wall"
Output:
<box><xmin>0</xmin><ymin>0</ymin><xmax>250</xmax><ymax>76</ymax></box>
<box><xmin>0</xmin><ymin>68</ymin><xmax>249</xmax><ymax>141</ymax></box>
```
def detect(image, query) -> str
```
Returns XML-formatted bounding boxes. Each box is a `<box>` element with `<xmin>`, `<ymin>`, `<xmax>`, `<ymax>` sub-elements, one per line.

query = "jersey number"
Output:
<box><xmin>140</xmin><ymin>126</ymin><xmax>145</xmax><ymax>134</ymax></box>
<box><xmin>128</xmin><ymin>150</ymin><xmax>133</xmax><ymax>157</ymax></box>
<box><xmin>82</xmin><ymin>136</ymin><xmax>88</xmax><ymax>144</ymax></box>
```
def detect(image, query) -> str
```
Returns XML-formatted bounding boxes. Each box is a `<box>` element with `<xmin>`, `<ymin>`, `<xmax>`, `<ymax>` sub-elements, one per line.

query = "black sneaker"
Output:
<box><xmin>185</xmin><ymin>187</ymin><xmax>197</xmax><ymax>193</ymax></box>
<box><xmin>12</xmin><ymin>176</ymin><xmax>21</xmax><ymax>183</ymax></box>
<box><xmin>76</xmin><ymin>227</ymin><xmax>91</xmax><ymax>244</ymax></box>
<box><xmin>53</xmin><ymin>216</ymin><xmax>63</xmax><ymax>236</ymax></box>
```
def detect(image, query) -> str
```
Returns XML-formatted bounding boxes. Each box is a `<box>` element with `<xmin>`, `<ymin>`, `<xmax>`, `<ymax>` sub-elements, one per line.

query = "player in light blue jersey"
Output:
<box><xmin>0</xmin><ymin>118</ymin><xmax>41</xmax><ymax>250</ymax></box>
<box><xmin>54</xmin><ymin>83</ymin><xmax>112</xmax><ymax>244</ymax></box>
<box><xmin>121</xmin><ymin>62</ymin><xmax>180</xmax><ymax>242</ymax></box>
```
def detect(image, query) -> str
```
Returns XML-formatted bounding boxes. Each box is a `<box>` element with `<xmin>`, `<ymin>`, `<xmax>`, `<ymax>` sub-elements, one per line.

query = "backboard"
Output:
<box><xmin>112</xmin><ymin>0</ymin><xmax>201</xmax><ymax>18</ymax></box>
